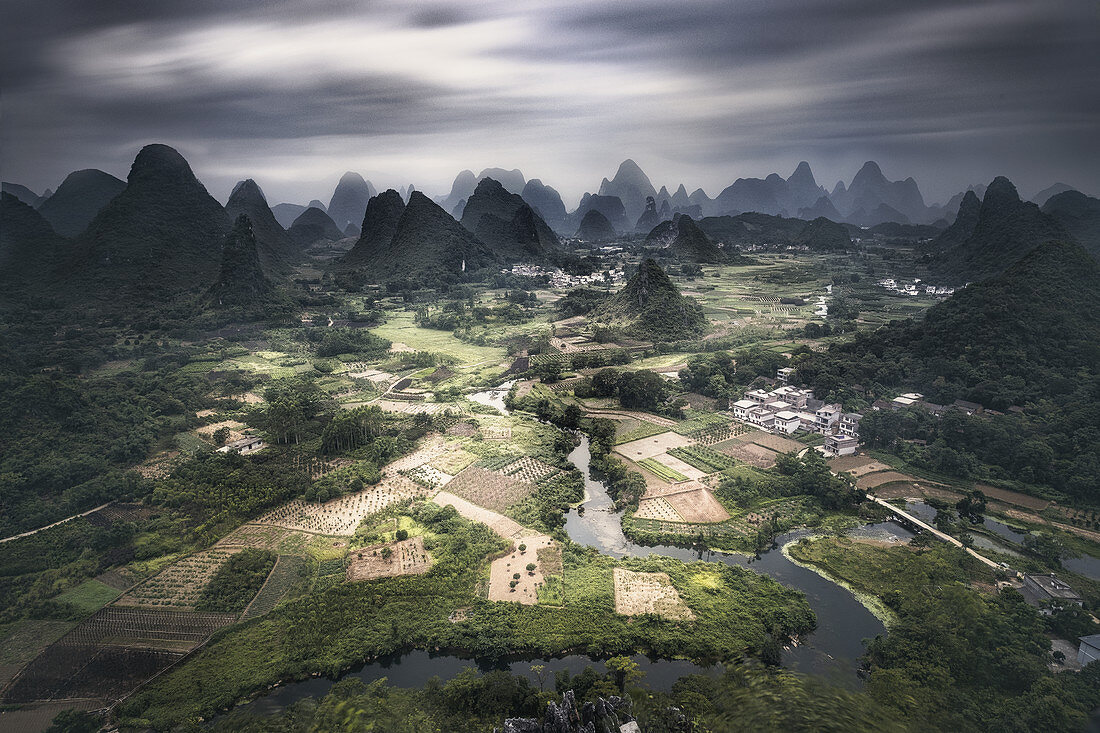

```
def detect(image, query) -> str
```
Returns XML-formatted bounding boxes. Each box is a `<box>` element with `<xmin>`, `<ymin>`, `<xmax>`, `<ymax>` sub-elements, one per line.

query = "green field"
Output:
<box><xmin>54</xmin><ymin>579</ymin><xmax>122</xmax><ymax>613</ymax></box>
<box><xmin>370</xmin><ymin>311</ymin><xmax>507</xmax><ymax>367</ymax></box>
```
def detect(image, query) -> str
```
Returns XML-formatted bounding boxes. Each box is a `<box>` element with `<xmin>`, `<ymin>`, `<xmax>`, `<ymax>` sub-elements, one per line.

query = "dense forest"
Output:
<box><xmin>795</xmin><ymin>241</ymin><xmax>1100</xmax><ymax>502</ymax></box>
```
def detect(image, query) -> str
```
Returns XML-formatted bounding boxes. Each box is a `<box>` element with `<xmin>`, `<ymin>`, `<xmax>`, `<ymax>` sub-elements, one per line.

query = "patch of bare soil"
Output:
<box><xmin>613</xmin><ymin>568</ymin><xmax>694</xmax><ymax>620</ymax></box>
<box><xmin>346</xmin><ymin>537</ymin><xmax>432</xmax><ymax>581</ymax></box>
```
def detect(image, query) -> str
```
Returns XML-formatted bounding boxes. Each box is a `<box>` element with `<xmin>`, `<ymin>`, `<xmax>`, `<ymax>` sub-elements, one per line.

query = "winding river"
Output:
<box><xmin>223</xmin><ymin>434</ymin><xmax>899</xmax><ymax>718</ymax></box>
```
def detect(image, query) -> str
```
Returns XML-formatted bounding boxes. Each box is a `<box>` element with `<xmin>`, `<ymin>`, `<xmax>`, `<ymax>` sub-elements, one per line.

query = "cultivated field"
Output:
<box><xmin>2</xmin><ymin>607</ymin><xmax>235</xmax><ymax>705</ymax></box>
<box><xmin>240</xmin><ymin>555</ymin><xmax>307</xmax><ymax>620</ymax></box>
<box><xmin>714</xmin><ymin>440</ymin><xmax>779</xmax><ymax>469</ymax></box>
<box><xmin>612</xmin><ymin>568</ymin><xmax>695</xmax><ymax>620</ymax></box>
<box><xmin>648</xmin><ymin>453</ymin><xmax>707</xmax><ymax>481</ymax></box>
<box><xmin>432</xmin><ymin>491</ymin><xmax>530</xmax><ymax>540</ymax></box>
<box><xmin>615</xmin><ymin>432</ymin><xmax>694</xmax><ymax>462</ymax></box>
<box><xmin>488</xmin><ymin>534</ymin><xmax>556</xmax><ymax>604</ymax></box>
<box><xmin>635</xmin><ymin>496</ymin><xmax>684</xmax><ymax>522</ymax></box>
<box><xmin>443</xmin><ymin>466</ymin><xmax>537</xmax><ymax>514</ymax></box>
<box><xmin>746</xmin><ymin>431</ymin><xmax>803</xmax><ymax>453</ymax></box>
<box><xmin>498</xmin><ymin>455</ymin><xmax>560</xmax><ymax>483</ymax></box>
<box><xmin>116</xmin><ymin>548</ymin><xmax>240</xmax><ymax>610</ymax></box>
<box><xmin>642</xmin><ymin>483</ymin><xmax>730</xmax><ymax>523</ymax></box>
<box><xmin>828</xmin><ymin>455</ymin><xmax>893</xmax><ymax>478</ymax></box>
<box><xmin>857</xmin><ymin>471</ymin><xmax>918</xmax><ymax>490</ymax></box>
<box><xmin>347</xmin><ymin>536</ymin><xmax>433</xmax><ymax>582</ymax></box>
<box><xmin>253</xmin><ymin>474</ymin><xmax>426</xmax><ymax>536</ymax></box>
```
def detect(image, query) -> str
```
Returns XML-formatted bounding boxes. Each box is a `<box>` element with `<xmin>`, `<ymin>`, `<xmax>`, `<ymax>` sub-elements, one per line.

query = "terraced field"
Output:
<box><xmin>116</xmin><ymin>549</ymin><xmax>240</xmax><ymax>610</ymax></box>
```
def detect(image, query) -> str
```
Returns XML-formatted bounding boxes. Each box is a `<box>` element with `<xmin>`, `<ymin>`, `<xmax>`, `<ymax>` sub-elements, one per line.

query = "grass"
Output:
<box><xmin>370</xmin><ymin>311</ymin><xmax>507</xmax><ymax>367</ymax></box>
<box><xmin>537</xmin><ymin>575</ymin><xmax>565</xmax><ymax>606</ymax></box>
<box><xmin>672</xmin><ymin>412</ymin><xmax>731</xmax><ymax>436</ymax></box>
<box><xmin>54</xmin><ymin>579</ymin><xmax>122</xmax><ymax>613</ymax></box>
<box><xmin>613</xmin><ymin>421</ymin><xmax>667</xmax><ymax>445</ymax></box>
<box><xmin>668</xmin><ymin>445</ymin><xmax>736</xmax><ymax>473</ymax></box>
<box><xmin>639</xmin><ymin>457</ymin><xmax>689</xmax><ymax>483</ymax></box>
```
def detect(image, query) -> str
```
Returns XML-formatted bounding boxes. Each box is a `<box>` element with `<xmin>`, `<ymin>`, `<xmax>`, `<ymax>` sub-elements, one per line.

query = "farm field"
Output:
<box><xmin>431</xmin><ymin>491</ymin><xmax>531</xmax><ymax>540</ymax></box>
<box><xmin>828</xmin><ymin>454</ymin><xmax>893</xmax><ymax>478</ymax></box>
<box><xmin>638</xmin><ymin>457</ymin><xmax>689</xmax><ymax>483</ymax></box>
<box><xmin>713</xmin><ymin>439</ymin><xmax>779</xmax><ymax>469</ymax></box>
<box><xmin>369</xmin><ymin>311</ymin><xmax>507</xmax><ymax>367</ymax></box>
<box><xmin>240</xmin><ymin>555</ymin><xmax>309</xmax><ymax>621</ymax></box>
<box><xmin>614</xmin><ymin>432</ymin><xmax>694</xmax><ymax>462</ymax></box>
<box><xmin>634</xmin><ymin>496</ymin><xmax>684</xmax><ymax>522</ymax></box>
<box><xmin>253</xmin><ymin>474</ymin><xmax>427</xmax><ymax>536</ymax></box>
<box><xmin>54</xmin><ymin>579</ymin><xmax>122</xmax><ymax>614</ymax></box>
<box><xmin>2</xmin><ymin>607</ymin><xmax>236</xmax><ymax>705</ymax></box>
<box><xmin>346</xmin><ymin>536</ymin><xmax>433</xmax><ymax>581</ymax></box>
<box><xmin>116</xmin><ymin>549</ymin><xmax>240</xmax><ymax>610</ymax></box>
<box><xmin>487</xmin><ymin>534</ymin><xmax>556</xmax><ymax>604</ymax></box>
<box><xmin>443</xmin><ymin>466</ymin><xmax>537</xmax><ymax>514</ymax></box>
<box><xmin>612</xmin><ymin>568</ymin><xmax>695</xmax><ymax>620</ymax></box>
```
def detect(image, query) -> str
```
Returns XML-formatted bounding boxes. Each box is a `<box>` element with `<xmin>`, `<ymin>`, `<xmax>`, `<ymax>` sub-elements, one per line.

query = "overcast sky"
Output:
<box><xmin>2</xmin><ymin>0</ymin><xmax>1097</xmax><ymax>208</ymax></box>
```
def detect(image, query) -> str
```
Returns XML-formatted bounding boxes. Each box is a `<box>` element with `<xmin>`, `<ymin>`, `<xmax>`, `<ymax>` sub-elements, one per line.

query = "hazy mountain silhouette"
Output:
<box><xmin>339</xmin><ymin>189</ymin><xmax>407</xmax><ymax>269</ymax></box>
<box><xmin>225</xmin><ymin>179</ymin><xmax>299</xmax><ymax>273</ymax></box>
<box><xmin>0</xmin><ymin>192</ymin><xmax>66</xmax><ymax>289</ymax></box>
<box><xmin>327</xmin><ymin>172</ymin><xmax>376</xmax><ymax>233</ymax></box>
<box><xmin>575</xmin><ymin>209</ymin><xmax>617</xmax><ymax>242</ymax></box>
<box><xmin>598</xmin><ymin>159</ymin><xmax>657</xmax><ymax>222</ymax></box>
<box><xmin>521</xmin><ymin>179</ymin><xmax>568</xmax><ymax>233</ymax></box>
<box><xmin>831</xmin><ymin>161</ymin><xmax>927</xmax><ymax>224</ymax></box>
<box><xmin>287</xmin><ymin>206</ymin><xmax>344</xmax><ymax>247</ymax></box>
<box><xmin>1</xmin><ymin>182</ymin><xmax>49</xmax><ymax>208</ymax></box>
<box><xmin>460</xmin><ymin>178</ymin><xmax>559</xmax><ymax>262</ymax></box>
<box><xmin>634</xmin><ymin>196</ymin><xmax>661</xmax><ymax>233</ymax></box>
<box><xmin>572</xmin><ymin>193</ymin><xmax>628</xmax><ymax>233</ymax></box>
<box><xmin>1031</xmin><ymin>183</ymin><xmax>1077</xmax><ymax>207</ymax></box>
<box><xmin>36</xmin><ymin>169</ymin><xmax>125</xmax><ymax>238</ymax></box>
<box><xmin>1042</xmin><ymin>190</ymin><xmax>1100</xmax><ymax>259</ymax></box>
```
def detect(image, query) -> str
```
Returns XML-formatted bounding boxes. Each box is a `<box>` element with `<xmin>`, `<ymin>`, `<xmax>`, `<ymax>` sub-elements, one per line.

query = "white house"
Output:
<box><xmin>814</xmin><ymin>404</ymin><xmax>842</xmax><ymax>434</ymax></box>
<box><xmin>838</xmin><ymin>412</ymin><xmax>862</xmax><ymax>439</ymax></box>
<box><xmin>217</xmin><ymin>436</ymin><xmax>265</xmax><ymax>455</ymax></box>
<box><xmin>776</xmin><ymin>367</ymin><xmax>796</xmax><ymax>384</ymax></box>
<box><xmin>773</xmin><ymin>411</ymin><xmax>801</xmax><ymax>434</ymax></box>
<box><xmin>731</xmin><ymin>399</ymin><xmax>756</xmax><ymax>420</ymax></box>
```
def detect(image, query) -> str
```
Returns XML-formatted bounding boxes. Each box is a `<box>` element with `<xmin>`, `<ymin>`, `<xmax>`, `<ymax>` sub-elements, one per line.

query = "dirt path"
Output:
<box><xmin>0</xmin><ymin>502</ymin><xmax>114</xmax><ymax>544</ymax></box>
<box><xmin>582</xmin><ymin>407</ymin><xmax>678</xmax><ymax>427</ymax></box>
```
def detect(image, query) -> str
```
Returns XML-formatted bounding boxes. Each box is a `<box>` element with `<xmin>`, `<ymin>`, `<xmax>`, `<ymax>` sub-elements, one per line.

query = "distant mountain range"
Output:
<box><xmin>4</xmin><ymin>144</ymin><xmax>1097</xmax><ymax>303</ymax></box>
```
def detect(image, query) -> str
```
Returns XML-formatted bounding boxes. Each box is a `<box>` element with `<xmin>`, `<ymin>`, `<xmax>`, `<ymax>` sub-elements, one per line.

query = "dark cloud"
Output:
<box><xmin>2</xmin><ymin>0</ymin><xmax>1097</xmax><ymax>205</ymax></box>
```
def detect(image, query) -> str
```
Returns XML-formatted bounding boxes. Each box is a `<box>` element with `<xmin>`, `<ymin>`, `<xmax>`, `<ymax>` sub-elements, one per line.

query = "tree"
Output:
<box><xmin>395</xmin><ymin>529</ymin><xmax>409</xmax><ymax>541</ymax></box>
<box><xmin>212</xmin><ymin>426</ymin><xmax>230</xmax><ymax>446</ymax></box>
<box><xmin>526</xmin><ymin>562</ymin><xmax>536</xmax><ymax>575</ymax></box>
<box><xmin>604</xmin><ymin>655</ymin><xmax>643</xmax><ymax>691</ymax></box>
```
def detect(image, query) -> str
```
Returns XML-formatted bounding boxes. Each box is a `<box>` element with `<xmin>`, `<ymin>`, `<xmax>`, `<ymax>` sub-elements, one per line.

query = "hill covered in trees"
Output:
<box><xmin>925</xmin><ymin>177</ymin><xmax>1073</xmax><ymax>283</ymax></box>
<box><xmin>67</xmin><ymin>144</ymin><xmax>231</xmax><ymax>304</ymax></box>
<box><xmin>796</xmin><ymin>240</ymin><xmax>1100</xmax><ymax>500</ymax></box>
<box><xmin>593</xmin><ymin>259</ymin><xmax>706</xmax><ymax>340</ymax></box>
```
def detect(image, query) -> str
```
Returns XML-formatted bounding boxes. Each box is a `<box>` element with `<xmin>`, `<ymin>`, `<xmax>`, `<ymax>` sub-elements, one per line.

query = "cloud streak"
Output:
<box><xmin>2</xmin><ymin>0</ymin><xmax>1097</xmax><ymax>207</ymax></box>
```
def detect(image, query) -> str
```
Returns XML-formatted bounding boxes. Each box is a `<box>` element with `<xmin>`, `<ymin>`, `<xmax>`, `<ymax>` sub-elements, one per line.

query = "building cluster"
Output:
<box><xmin>729</xmin><ymin>379</ymin><xmax>861</xmax><ymax>456</ymax></box>
<box><xmin>503</xmin><ymin>264</ymin><xmax>624</xmax><ymax>289</ymax></box>
<box><xmin>877</xmin><ymin>278</ymin><xmax>955</xmax><ymax>296</ymax></box>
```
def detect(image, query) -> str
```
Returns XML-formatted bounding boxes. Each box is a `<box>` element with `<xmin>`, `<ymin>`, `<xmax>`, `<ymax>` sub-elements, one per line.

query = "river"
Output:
<box><xmin>222</xmin><ymin>434</ymin><xmax>897</xmax><ymax>719</ymax></box>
